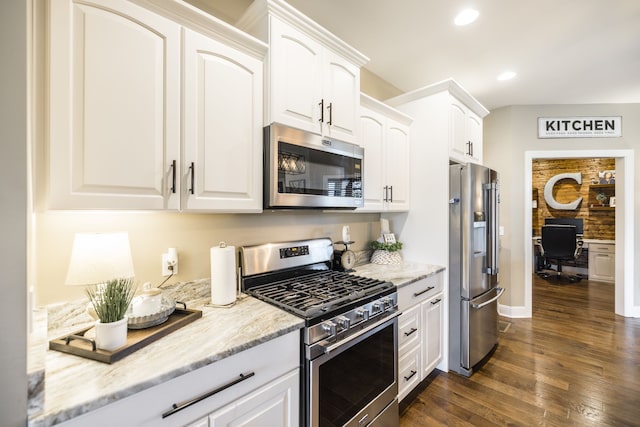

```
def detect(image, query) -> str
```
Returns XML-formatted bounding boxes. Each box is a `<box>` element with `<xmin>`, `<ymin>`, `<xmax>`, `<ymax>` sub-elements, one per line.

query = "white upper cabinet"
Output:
<box><xmin>237</xmin><ymin>0</ymin><xmax>368</xmax><ymax>144</ymax></box>
<box><xmin>386</xmin><ymin>79</ymin><xmax>488</xmax><ymax>166</ymax></box>
<box><xmin>49</xmin><ymin>0</ymin><xmax>181</xmax><ymax>209</ymax></box>
<box><xmin>182</xmin><ymin>28</ymin><xmax>263</xmax><ymax>212</ymax></box>
<box><xmin>359</xmin><ymin>94</ymin><xmax>412</xmax><ymax>212</ymax></box>
<box><xmin>449</xmin><ymin>96</ymin><xmax>483</xmax><ymax>164</ymax></box>
<box><xmin>48</xmin><ymin>0</ymin><xmax>267</xmax><ymax>211</ymax></box>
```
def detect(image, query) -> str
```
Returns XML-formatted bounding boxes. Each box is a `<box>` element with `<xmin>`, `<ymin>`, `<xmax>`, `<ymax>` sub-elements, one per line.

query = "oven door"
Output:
<box><xmin>308</xmin><ymin>314</ymin><xmax>399</xmax><ymax>427</ymax></box>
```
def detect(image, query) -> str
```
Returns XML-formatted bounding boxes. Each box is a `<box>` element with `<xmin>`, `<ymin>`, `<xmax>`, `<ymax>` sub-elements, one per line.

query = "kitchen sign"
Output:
<box><xmin>538</xmin><ymin>116</ymin><xmax>622</xmax><ymax>138</ymax></box>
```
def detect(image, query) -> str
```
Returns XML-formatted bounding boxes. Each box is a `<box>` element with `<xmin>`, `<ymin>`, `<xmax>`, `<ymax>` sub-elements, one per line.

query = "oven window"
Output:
<box><xmin>318</xmin><ymin>324</ymin><xmax>395</xmax><ymax>426</ymax></box>
<box><xmin>277</xmin><ymin>142</ymin><xmax>362</xmax><ymax>198</ymax></box>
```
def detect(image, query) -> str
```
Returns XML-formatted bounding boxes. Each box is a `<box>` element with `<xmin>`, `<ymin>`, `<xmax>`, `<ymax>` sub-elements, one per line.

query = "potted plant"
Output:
<box><xmin>86</xmin><ymin>278</ymin><xmax>137</xmax><ymax>351</ymax></box>
<box><xmin>370</xmin><ymin>240</ymin><xmax>403</xmax><ymax>265</ymax></box>
<box><xmin>596</xmin><ymin>192</ymin><xmax>607</xmax><ymax>206</ymax></box>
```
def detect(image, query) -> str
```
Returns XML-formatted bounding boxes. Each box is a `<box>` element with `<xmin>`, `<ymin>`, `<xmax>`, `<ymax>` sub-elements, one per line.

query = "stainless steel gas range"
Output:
<box><xmin>239</xmin><ymin>238</ymin><xmax>399</xmax><ymax>427</ymax></box>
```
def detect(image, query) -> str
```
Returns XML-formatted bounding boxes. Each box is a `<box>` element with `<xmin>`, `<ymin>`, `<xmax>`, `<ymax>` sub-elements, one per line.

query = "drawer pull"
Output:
<box><xmin>414</xmin><ymin>286</ymin><xmax>435</xmax><ymax>297</ymax></box>
<box><xmin>404</xmin><ymin>327</ymin><xmax>418</xmax><ymax>337</ymax></box>
<box><xmin>404</xmin><ymin>370</ymin><xmax>417</xmax><ymax>381</ymax></box>
<box><xmin>431</xmin><ymin>298</ymin><xmax>442</xmax><ymax>305</ymax></box>
<box><xmin>162</xmin><ymin>371</ymin><xmax>255</xmax><ymax>418</ymax></box>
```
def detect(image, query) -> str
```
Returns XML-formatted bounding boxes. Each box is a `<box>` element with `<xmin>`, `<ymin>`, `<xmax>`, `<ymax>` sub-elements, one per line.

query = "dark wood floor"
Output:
<box><xmin>399</xmin><ymin>276</ymin><xmax>640</xmax><ymax>426</ymax></box>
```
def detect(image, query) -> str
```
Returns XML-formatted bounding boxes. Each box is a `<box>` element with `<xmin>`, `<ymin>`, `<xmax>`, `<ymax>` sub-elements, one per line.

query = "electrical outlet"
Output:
<box><xmin>162</xmin><ymin>248</ymin><xmax>178</xmax><ymax>276</ymax></box>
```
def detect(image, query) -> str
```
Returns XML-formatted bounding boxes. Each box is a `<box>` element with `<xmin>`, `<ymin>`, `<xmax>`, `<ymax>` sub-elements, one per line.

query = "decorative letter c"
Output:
<box><xmin>543</xmin><ymin>172</ymin><xmax>583</xmax><ymax>210</ymax></box>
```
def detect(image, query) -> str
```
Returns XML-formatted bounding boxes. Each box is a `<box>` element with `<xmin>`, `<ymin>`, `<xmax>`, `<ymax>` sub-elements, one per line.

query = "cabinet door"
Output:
<box><xmin>422</xmin><ymin>293</ymin><xmax>443</xmax><ymax>379</ymax></box>
<box><xmin>208</xmin><ymin>369</ymin><xmax>299</xmax><ymax>427</ymax></box>
<box><xmin>269</xmin><ymin>16</ymin><xmax>323</xmax><ymax>134</ymax></box>
<box><xmin>358</xmin><ymin>108</ymin><xmax>386</xmax><ymax>211</ymax></box>
<box><xmin>49</xmin><ymin>0</ymin><xmax>180</xmax><ymax>209</ymax></box>
<box><xmin>322</xmin><ymin>50</ymin><xmax>360</xmax><ymax>143</ymax></box>
<box><xmin>385</xmin><ymin>123</ymin><xmax>410</xmax><ymax>211</ymax></box>
<box><xmin>448</xmin><ymin>98</ymin><xmax>468</xmax><ymax>163</ymax></box>
<box><xmin>182</xmin><ymin>29</ymin><xmax>263</xmax><ymax>212</ymax></box>
<box><xmin>589</xmin><ymin>249</ymin><xmax>615</xmax><ymax>282</ymax></box>
<box><xmin>466</xmin><ymin>111</ymin><xmax>483</xmax><ymax>163</ymax></box>
<box><xmin>186</xmin><ymin>418</ymin><xmax>209</xmax><ymax>427</ymax></box>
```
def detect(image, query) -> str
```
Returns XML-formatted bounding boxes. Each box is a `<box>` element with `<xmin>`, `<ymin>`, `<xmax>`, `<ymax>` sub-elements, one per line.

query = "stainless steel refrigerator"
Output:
<box><xmin>449</xmin><ymin>163</ymin><xmax>503</xmax><ymax>377</ymax></box>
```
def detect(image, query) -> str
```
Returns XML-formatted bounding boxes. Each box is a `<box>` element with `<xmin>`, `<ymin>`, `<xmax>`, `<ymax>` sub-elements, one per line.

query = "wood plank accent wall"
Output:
<box><xmin>532</xmin><ymin>158</ymin><xmax>615</xmax><ymax>240</ymax></box>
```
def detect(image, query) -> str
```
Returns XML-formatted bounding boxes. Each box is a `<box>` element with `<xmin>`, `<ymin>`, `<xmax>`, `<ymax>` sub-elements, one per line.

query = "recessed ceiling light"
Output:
<box><xmin>497</xmin><ymin>71</ymin><xmax>517</xmax><ymax>81</ymax></box>
<box><xmin>454</xmin><ymin>9</ymin><xmax>479</xmax><ymax>26</ymax></box>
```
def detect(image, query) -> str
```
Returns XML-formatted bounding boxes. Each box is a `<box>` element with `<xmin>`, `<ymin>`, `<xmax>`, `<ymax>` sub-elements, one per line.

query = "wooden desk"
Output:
<box><xmin>532</xmin><ymin>238</ymin><xmax>615</xmax><ymax>282</ymax></box>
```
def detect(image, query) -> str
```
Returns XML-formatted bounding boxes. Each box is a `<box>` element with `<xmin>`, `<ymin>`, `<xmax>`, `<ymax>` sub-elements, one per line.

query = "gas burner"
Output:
<box><xmin>246</xmin><ymin>270</ymin><xmax>394</xmax><ymax>320</ymax></box>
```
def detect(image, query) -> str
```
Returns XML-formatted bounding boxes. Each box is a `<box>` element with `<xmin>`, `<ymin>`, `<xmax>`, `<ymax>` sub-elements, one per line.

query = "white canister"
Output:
<box><xmin>211</xmin><ymin>242</ymin><xmax>237</xmax><ymax>305</ymax></box>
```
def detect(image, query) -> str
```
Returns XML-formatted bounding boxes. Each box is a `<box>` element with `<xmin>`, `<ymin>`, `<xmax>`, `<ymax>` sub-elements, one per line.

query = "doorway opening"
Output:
<box><xmin>524</xmin><ymin>149</ymin><xmax>635</xmax><ymax>317</ymax></box>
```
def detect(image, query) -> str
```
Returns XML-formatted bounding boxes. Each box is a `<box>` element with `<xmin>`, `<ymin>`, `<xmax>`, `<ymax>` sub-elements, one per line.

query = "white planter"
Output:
<box><xmin>95</xmin><ymin>316</ymin><xmax>128</xmax><ymax>351</ymax></box>
<box><xmin>371</xmin><ymin>250</ymin><xmax>403</xmax><ymax>265</ymax></box>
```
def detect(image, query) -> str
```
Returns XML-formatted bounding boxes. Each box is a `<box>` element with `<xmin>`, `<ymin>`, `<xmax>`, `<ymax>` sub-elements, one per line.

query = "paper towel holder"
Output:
<box><xmin>208</xmin><ymin>242</ymin><xmax>244</xmax><ymax>308</ymax></box>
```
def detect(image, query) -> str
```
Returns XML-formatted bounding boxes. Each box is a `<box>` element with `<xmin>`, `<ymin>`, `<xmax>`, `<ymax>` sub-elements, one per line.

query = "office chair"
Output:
<box><xmin>537</xmin><ymin>225</ymin><xmax>584</xmax><ymax>282</ymax></box>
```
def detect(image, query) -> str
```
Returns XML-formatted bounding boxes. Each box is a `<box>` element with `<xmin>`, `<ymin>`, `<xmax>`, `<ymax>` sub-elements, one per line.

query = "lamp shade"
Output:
<box><xmin>65</xmin><ymin>232</ymin><xmax>135</xmax><ymax>286</ymax></box>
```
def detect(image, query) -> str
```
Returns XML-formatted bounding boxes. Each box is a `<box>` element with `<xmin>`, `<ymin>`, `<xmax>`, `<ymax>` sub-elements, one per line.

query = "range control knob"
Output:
<box><xmin>321</xmin><ymin>320</ymin><xmax>336</xmax><ymax>337</ymax></box>
<box><xmin>355</xmin><ymin>308</ymin><xmax>369</xmax><ymax>322</ymax></box>
<box><xmin>336</xmin><ymin>315</ymin><xmax>350</xmax><ymax>331</ymax></box>
<box><xmin>381</xmin><ymin>297</ymin><xmax>393</xmax><ymax>311</ymax></box>
<box><xmin>372</xmin><ymin>302</ymin><xmax>382</xmax><ymax>314</ymax></box>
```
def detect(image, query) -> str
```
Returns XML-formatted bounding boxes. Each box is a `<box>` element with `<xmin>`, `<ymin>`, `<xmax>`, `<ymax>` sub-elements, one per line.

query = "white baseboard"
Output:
<box><xmin>498</xmin><ymin>303</ymin><xmax>530</xmax><ymax>318</ymax></box>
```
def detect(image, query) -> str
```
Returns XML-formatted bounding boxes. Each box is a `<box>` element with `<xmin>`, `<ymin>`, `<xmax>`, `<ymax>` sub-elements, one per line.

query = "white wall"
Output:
<box><xmin>0</xmin><ymin>0</ymin><xmax>28</xmax><ymax>425</ymax></box>
<box><xmin>484</xmin><ymin>104</ymin><xmax>640</xmax><ymax>316</ymax></box>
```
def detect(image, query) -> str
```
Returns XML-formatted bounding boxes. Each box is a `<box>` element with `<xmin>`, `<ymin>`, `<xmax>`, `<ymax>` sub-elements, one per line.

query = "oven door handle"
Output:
<box><xmin>320</xmin><ymin>311</ymin><xmax>400</xmax><ymax>354</ymax></box>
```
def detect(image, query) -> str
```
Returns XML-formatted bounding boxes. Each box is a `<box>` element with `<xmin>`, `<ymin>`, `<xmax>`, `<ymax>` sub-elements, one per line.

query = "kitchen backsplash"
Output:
<box><xmin>34</xmin><ymin>211</ymin><xmax>385</xmax><ymax>305</ymax></box>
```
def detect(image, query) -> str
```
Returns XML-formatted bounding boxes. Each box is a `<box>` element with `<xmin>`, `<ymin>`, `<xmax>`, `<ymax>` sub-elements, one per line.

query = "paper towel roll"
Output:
<box><xmin>211</xmin><ymin>243</ymin><xmax>237</xmax><ymax>305</ymax></box>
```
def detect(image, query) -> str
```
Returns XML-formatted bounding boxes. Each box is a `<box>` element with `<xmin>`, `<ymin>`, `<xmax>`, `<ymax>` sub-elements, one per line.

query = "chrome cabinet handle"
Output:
<box><xmin>319</xmin><ymin>99</ymin><xmax>324</xmax><ymax>123</ymax></box>
<box><xmin>162</xmin><ymin>372</ymin><xmax>255</xmax><ymax>418</ymax></box>
<box><xmin>414</xmin><ymin>286</ymin><xmax>435</xmax><ymax>297</ymax></box>
<box><xmin>327</xmin><ymin>102</ymin><xmax>333</xmax><ymax>125</ymax></box>
<box><xmin>389</xmin><ymin>185</ymin><xmax>393</xmax><ymax>202</ymax></box>
<box><xmin>404</xmin><ymin>327</ymin><xmax>418</xmax><ymax>337</ymax></box>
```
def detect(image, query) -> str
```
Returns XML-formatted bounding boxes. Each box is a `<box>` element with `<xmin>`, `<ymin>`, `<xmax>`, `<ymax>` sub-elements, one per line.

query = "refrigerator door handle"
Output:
<box><xmin>486</xmin><ymin>182</ymin><xmax>499</xmax><ymax>275</ymax></box>
<box><xmin>470</xmin><ymin>287</ymin><xmax>504</xmax><ymax>309</ymax></box>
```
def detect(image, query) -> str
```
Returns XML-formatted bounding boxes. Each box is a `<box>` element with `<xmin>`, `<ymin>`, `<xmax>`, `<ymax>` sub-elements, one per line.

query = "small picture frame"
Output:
<box><xmin>598</xmin><ymin>170</ymin><xmax>615</xmax><ymax>184</ymax></box>
<box><xmin>383</xmin><ymin>233</ymin><xmax>396</xmax><ymax>244</ymax></box>
<box><xmin>610</xmin><ymin>197</ymin><xmax>616</xmax><ymax>207</ymax></box>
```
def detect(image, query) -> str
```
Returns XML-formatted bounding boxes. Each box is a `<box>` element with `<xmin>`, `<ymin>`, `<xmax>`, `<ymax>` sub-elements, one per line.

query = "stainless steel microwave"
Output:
<box><xmin>264</xmin><ymin>124</ymin><xmax>364</xmax><ymax>209</ymax></box>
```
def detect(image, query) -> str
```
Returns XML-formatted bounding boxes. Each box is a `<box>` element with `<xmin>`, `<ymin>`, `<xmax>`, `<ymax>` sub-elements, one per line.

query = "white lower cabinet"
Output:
<box><xmin>422</xmin><ymin>293</ymin><xmax>443</xmax><ymax>377</ymax></box>
<box><xmin>588</xmin><ymin>243</ymin><xmax>615</xmax><ymax>283</ymax></box>
<box><xmin>57</xmin><ymin>331</ymin><xmax>300</xmax><ymax>427</ymax></box>
<box><xmin>397</xmin><ymin>272</ymin><xmax>444</xmax><ymax>402</ymax></box>
<box><xmin>207</xmin><ymin>370</ymin><xmax>298</xmax><ymax>427</ymax></box>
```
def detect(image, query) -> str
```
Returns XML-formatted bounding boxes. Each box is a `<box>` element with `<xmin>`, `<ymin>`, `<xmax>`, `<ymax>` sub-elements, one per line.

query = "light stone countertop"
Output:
<box><xmin>352</xmin><ymin>261</ymin><xmax>446</xmax><ymax>287</ymax></box>
<box><xmin>28</xmin><ymin>262</ymin><xmax>443</xmax><ymax>426</ymax></box>
<box><xmin>28</xmin><ymin>286</ymin><xmax>303</xmax><ymax>427</ymax></box>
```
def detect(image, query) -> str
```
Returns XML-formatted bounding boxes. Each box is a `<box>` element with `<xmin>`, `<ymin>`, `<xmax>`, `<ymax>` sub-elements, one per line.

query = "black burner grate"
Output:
<box><xmin>246</xmin><ymin>271</ymin><xmax>393</xmax><ymax>319</ymax></box>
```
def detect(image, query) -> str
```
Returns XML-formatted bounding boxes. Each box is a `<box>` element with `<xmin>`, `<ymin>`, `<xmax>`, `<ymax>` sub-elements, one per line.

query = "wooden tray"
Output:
<box><xmin>49</xmin><ymin>307</ymin><xmax>202</xmax><ymax>364</ymax></box>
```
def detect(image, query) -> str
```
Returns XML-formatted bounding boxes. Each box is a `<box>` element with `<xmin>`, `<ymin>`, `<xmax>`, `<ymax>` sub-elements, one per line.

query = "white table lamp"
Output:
<box><xmin>65</xmin><ymin>232</ymin><xmax>135</xmax><ymax>286</ymax></box>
